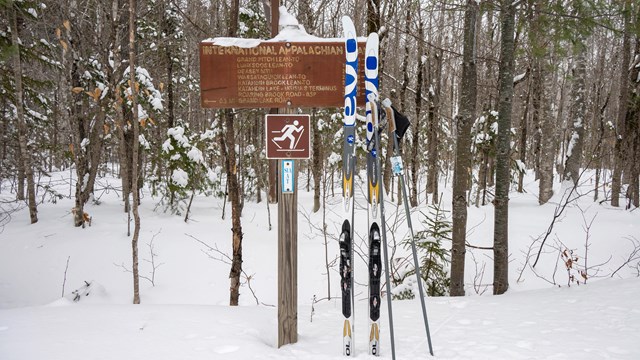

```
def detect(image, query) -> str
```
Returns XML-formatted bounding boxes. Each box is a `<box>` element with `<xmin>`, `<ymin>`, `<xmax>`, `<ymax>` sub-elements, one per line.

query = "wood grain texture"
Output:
<box><xmin>278</xmin><ymin>159</ymin><xmax>298</xmax><ymax>347</ymax></box>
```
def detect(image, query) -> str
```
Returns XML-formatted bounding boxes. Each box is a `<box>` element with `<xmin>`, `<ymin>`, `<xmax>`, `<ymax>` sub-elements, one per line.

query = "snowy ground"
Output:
<box><xmin>1</xmin><ymin>170</ymin><xmax>639</xmax><ymax>359</ymax></box>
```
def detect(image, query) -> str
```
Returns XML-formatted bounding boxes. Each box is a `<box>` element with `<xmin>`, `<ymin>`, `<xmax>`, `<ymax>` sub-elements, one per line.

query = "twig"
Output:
<box><xmin>516</xmin><ymin>236</ymin><xmax>538</xmax><ymax>283</ymax></box>
<box><xmin>611</xmin><ymin>236</ymin><xmax>640</xmax><ymax>278</ymax></box>
<box><xmin>469</xmin><ymin>250</ymin><xmax>488</xmax><ymax>295</ymax></box>
<box><xmin>311</xmin><ymin>295</ymin><xmax>316</xmax><ymax>322</ymax></box>
<box><xmin>188</xmin><ymin>233</ymin><xmax>269</xmax><ymax>306</ymax></box>
<box><xmin>143</xmin><ymin>232</ymin><xmax>164</xmax><ymax>286</ymax></box>
<box><xmin>532</xmin><ymin>174</ymin><xmax>592</xmax><ymax>268</ymax></box>
<box><xmin>62</xmin><ymin>256</ymin><xmax>70</xmax><ymax>297</ymax></box>
<box><xmin>578</xmin><ymin>204</ymin><xmax>596</xmax><ymax>283</ymax></box>
<box><xmin>465</xmin><ymin>241</ymin><xmax>493</xmax><ymax>250</ymax></box>
<box><xmin>116</xmin><ymin>230</ymin><xmax>164</xmax><ymax>286</ymax></box>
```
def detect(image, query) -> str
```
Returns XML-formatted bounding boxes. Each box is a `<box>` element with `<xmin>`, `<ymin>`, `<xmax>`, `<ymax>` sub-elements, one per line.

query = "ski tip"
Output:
<box><xmin>342</xmin><ymin>219</ymin><xmax>351</xmax><ymax>232</ymax></box>
<box><xmin>341</xmin><ymin>16</ymin><xmax>355</xmax><ymax>33</ymax></box>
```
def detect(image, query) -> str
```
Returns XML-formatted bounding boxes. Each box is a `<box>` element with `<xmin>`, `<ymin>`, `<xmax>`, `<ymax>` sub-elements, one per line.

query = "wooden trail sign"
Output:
<box><xmin>200</xmin><ymin>41</ymin><xmax>366</xmax><ymax>109</ymax></box>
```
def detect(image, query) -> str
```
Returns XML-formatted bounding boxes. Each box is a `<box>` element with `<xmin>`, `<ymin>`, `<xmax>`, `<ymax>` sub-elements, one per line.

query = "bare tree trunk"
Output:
<box><xmin>119</xmin><ymin>111</ymin><xmax>135</xmax><ymax>214</ymax></box>
<box><xmin>410</xmin><ymin>17</ymin><xmax>425</xmax><ymax>207</ymax></box>
<box><xmin>224</xmin><ymin>0</ymin><xmax>243</xmax><ymax>306</ymax></box>
<box><xmin>475</xmin><ymin>146</ymin><xmax>489</xmax><ymax>206</ymax></box>
<box><xmin>67</xmin><ymin>39</ymin><xmax>106</xmax><ymax>227</ymax></box>
<box><xmin>426</xmin><ymin>46</ymin><xmax>443</xmax><ymax>205</ymax></box>
<box><xmin>128</xmin><ymin>0</ymin><xmax>141</xmax><ymax>305</ymax></box>
<box><xmin>221</xmin><ymin>110</ymin><xmax>244</xmax><ymax>306</ymax></box>
<box><xmin>9</xmin><ymin>2</ymin><xmax>38</xmax><ymax>224</ymax></box>
<box><xmin>367</xmin><ymin>0</ymin><xmax>380</xmax><ymax>35</ymax></box>
<box><xmin>538</xmin><ymin>70</ymin><xmax>555</xmax><ymax>204</ymax></box>
<box><xmin>493</xmin><ymin>0</ymin><xmax>515</xmax><ymax>295</ymax></box>
<box><xmin>518</xmin><ymin>81</ymin><xmax>531</xmax><ymax>193</ymax></box>
<box><xmin>165</xmin><ymin>46</ymin><xmax>175</xmax><ymax>129</ymax></box>
<box><xmin>611</xmin><ymin>0</ymin><xmax>632</xmax><ymax>207</ymax></box>
<box><xmin>254</xmin><ymin>116</ymin><xmax>263</xmax><ymax>204</ymax></box>
<box><xmin>295</xmin><ymin>9</ymin><xmax>322</xmax><ymax>213</ymax></box>
<box><xmin>311</xmin><ymin>109</ymin><xmax>321</xmax><ymax>212</ymax></box>
<box><xmin>16</xmin><ymin>155</ymin><xmax>25</xmax><ymax>200</ymax></box>
<box><xmin>562</xmin><ymin>39</ymin><xmax>587</xmax><ymax>185</ymax></box>
<box><xmin>593</xmin><ymin>89</ymin><xmax>609</xmax><ymax>202</ymax></box>
<box><xmin>116</xmin><ymin>0</ymin><xmax>132</xmax><ymax>214</ymax></box>
<box><xmin>269</xmin><ymin>158</ymin><xmax>278</xmax><ymax>203</ymax></box>
<box><xmin>625</xmin><ymin>28</ymin><xmax>640</xmax><ymax>208</ymax></box>
<box><xmin>450</xmin><ymin>0</ymin><xmax>478</xmax><ymax>297</ymax></box>
<box><xmin>530</xmin><ymin>1</ymin><xmax>555</xmax><ymax>205</ymax></box>
<box><xmin>322</xmin><ymin>165</ymin><xmax>331</xmax><ymax>299</ymax></box>
<box><xmin>69</xmin><ymin>52</ymin><xmax>87</xmax><ymax>226</ymax></box>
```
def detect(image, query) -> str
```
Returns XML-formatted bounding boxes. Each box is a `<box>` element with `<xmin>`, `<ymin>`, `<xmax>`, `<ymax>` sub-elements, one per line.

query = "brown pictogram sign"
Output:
<box><xmin>266</xmin><ymin>114</ymin><xmax>310</xmax><ymax>159</ymax></box>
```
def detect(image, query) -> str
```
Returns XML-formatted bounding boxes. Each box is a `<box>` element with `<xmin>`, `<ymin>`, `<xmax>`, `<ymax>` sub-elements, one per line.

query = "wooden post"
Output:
<box><xmin>271</xmin><ymin>0</ymin><xmax>279</xmax><ymax>39</ymax></box>
<box><xmin>278</xmin><ymin>158</ymin><xmax>298</xmax><ymax>347</ymax></box>
<box><xmin>271</xmin><ymin>0</ymin><xmax>297</xmax><ymax>348</ymax></box>
<box><xmin>268</xmin><ymin>0</ymin><xmax>280</xmax><ymax>204</ymax></box>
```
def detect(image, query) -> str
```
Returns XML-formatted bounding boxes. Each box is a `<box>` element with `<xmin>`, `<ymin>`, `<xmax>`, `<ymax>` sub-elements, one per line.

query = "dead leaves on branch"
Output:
<box><xmin>561</xmin><ymin>248</ymin><xmax>588</xmax><ymax>286</ymax></box>
<box><xmin>56</xmin><ymin>20</ymin><xmax>72</xmax><ymax>54</ymax></box>
<box><xmin>70</xmin><ymin>87</ymin><xmax>102</xmax><ymax>103</ymax></box>
<box><xmin>86</xmin><ymin>88</ymin><xmax>102</xmax><ymax>102</ymax></box>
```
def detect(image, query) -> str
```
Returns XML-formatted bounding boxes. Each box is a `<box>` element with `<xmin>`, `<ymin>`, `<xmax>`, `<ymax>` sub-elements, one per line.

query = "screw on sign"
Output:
<box><xmin>265</xmin><ymin>115</ymin><xmax>310</xmax><ymax>159</ymax></box>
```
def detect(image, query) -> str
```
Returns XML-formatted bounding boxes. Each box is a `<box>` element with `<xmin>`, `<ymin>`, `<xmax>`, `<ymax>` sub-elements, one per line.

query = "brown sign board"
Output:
<box><xmin>200</xmin><ymin>41</ymin><xmax>366</xmax><ymax>109</ymax></box>
<box><xmin>265</xmin><ymin>114</ymin><xmax>310</xmax><ymax>159</ymax></box>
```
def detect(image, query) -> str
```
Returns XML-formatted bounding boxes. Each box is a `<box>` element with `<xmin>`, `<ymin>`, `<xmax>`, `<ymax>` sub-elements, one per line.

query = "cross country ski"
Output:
<box><xmin>364</xmin><ymin>31</ymin><xmax>383</xmax><ymax>357</ymax></box>
<box><xmin>340</xmin><ymin>15</ymin><xmax>358</xmax><ymax>357</ymax></box>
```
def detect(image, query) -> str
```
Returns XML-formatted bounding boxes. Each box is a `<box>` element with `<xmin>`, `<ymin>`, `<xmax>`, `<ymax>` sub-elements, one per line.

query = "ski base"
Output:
<box><xmin>368</xmin><ymin>223</ymin><xmax>382</xmax><ymax>355</ymax></box>
<box><xmin>340</xmin><ymin>219</ymin><xmax>353</xmax><ymax>356</ymax></box>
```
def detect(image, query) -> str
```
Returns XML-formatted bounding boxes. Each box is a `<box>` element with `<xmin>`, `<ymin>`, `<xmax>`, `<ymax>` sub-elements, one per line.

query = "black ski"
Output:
<box><xmin>339</xmin><ymin>219</ymin><xmax>353</xmax><ymax>355</ymax></box>
<box><xmin>368</xmin><ymin>223</ymin><xmax>382</xmax><ymax>355</ymax></box>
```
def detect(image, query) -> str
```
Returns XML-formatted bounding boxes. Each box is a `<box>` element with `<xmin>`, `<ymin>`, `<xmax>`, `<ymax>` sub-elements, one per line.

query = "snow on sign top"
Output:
<box><xmin>199</xmin><ymin>7</ymin><xmax>367</xmax><ymax>109</ymax></box>
<box><xmin>202</xmin><ymin>6</ymin><xmax>359</xmax><ymax>45</ymax></box>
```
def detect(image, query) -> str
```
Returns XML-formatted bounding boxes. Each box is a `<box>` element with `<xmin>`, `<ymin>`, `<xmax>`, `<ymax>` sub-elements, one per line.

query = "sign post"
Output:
<box><xmin>200</xmin><ymin>36</ymin><xmax>363</xmax><ymax>349</ymax></box>
<box><xmin>265</xmin><ymin>113</ymin><xmax>310</xmax><ymax>347</ymax></box>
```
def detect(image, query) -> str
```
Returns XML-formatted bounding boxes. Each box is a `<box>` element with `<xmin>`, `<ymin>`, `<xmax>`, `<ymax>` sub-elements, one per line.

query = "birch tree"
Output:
<box><xmin>223</xmin><ymin>0</ymin><xmax>244</xmax><ymax>306</ymax></box>
<box><xmin>128</xmin><ymin>0</ymin><xmax>141</xmax><ymax>305</ymax></box>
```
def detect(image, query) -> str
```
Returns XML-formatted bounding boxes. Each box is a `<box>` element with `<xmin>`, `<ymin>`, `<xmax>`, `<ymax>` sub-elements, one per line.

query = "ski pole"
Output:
<box><xmin>384</xmin><ymin>100</ymin><xmax>434</xmax><ymax>356</ymax></box>
<box><xmin>373</xmin><ymin>101</ymin><xmax>397</xmax><ymax>360</ymax></box>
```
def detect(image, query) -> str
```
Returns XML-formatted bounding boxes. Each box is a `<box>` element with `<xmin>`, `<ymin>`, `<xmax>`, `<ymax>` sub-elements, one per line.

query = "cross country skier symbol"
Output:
<box><xmin>271</xmin><ymin>120</ymin><xmax>305</xmax><ymax>151</ymax></box>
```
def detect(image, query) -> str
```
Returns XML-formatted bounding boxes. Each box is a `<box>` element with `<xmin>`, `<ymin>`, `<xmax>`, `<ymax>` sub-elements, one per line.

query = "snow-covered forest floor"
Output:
<box><xmin>1</xmin><ymin>169</ymin><xmax>639</xmax><ymax>359</ymax></box>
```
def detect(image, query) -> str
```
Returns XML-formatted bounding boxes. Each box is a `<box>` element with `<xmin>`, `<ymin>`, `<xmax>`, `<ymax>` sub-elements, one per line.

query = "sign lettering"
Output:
<box><xmin>200</xmin><ymin>41</ymin><xmax>366</xmax><ymax>109</ymax></box>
